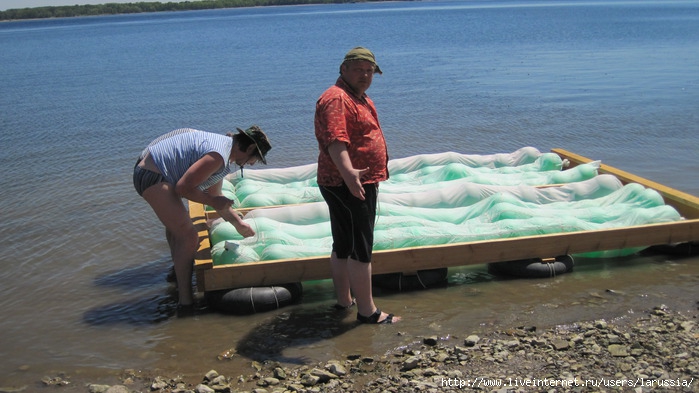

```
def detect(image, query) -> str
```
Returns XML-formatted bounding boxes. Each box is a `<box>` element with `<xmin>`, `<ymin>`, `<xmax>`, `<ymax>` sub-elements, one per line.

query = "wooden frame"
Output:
<box><xmin>191</xmin><ymin>149</ymin><xmax>699</xmax><ymax>292</ymax></box>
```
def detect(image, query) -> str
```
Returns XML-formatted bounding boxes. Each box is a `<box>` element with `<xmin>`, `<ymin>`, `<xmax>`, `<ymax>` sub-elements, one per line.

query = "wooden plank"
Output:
<box><xmin>197</xmin><ymin>220</ymin><xmax>699</xmax><ymax>290</ymax></box>
<box><xmin>190</xmin><ymin>201</ymin><xmax>213</xmax><ymax>271</ymax></box>
<box><xmin>199</xmin><ymin>256</ymin><xmax>331</xmax><ymax>291</ymax></box>
<box><xmin>552</xmin><ymin>148</ymin><xmax>699</xmax><ymax>219</ymax></box>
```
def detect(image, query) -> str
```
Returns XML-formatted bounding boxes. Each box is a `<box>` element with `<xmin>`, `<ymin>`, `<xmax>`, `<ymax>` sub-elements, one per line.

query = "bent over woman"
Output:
<box><xmin>133</xmin><ymin>126</ymin><xmax>271</xmax><ymax>315</ymax></box>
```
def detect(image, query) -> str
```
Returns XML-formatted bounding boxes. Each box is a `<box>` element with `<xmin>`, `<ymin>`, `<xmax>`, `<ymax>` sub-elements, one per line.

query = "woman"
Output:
<box><xmin>133</xmin><ymin>125</ymin><xmax>271</xmax><ymax>315</ymax></box>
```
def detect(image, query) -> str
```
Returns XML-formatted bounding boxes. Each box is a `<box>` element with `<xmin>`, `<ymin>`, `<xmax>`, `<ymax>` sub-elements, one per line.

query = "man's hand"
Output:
<box><xmin>327</xmin><ymin>141</ymin><xmax>369</xmax><ymax>200</ymax></box>
<box><xmin>344</xmin><ymin>167</ymin><xmax>369</xmax><ymax>200</ymax></box>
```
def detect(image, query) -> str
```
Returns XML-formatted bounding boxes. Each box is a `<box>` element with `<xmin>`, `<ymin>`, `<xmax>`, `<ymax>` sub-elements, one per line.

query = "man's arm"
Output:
<box><xmin>327</xmin><ymin>140</ymin><xmax>369</xmax><ymax>200</ymax></box>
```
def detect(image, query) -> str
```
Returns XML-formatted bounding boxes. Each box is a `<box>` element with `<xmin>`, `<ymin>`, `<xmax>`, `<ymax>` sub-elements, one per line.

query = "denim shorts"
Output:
<box><xmin>133</xmin><ymin>159</ymin><xmax>165</xmax><ymax>196</ymax></box>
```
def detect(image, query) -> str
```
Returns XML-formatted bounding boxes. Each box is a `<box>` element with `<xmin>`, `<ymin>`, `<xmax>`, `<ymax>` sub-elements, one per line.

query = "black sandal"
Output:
<box><xmin>333</xmin><ymin>299</ymin><xmax>356</xmax><ymax>310</ymax></box>
<box><xmin>357</xmin><ymin>308</ymin><xmax>394</xmax><ymax>324</ymax></box>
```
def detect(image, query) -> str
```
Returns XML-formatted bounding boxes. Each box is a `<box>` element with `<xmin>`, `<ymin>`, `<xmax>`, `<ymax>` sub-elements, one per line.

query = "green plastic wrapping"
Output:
<box><xmin>206</xmin><ymin>149</ymin><xmax>683</xmax><ymax>266</ymax></box>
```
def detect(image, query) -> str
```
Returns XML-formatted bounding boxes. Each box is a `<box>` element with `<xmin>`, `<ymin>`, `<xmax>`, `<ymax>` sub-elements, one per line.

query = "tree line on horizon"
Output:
<box><xmin>0</xmin><ymin>0</ymin><xmax>374</xmax><ymax>21</ymax></box>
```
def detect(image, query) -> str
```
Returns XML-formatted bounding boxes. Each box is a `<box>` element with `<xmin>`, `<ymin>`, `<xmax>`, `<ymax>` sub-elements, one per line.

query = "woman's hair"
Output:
<box><xmin>227</xmin><ymin>132</ymin><xmax>262</xmax><ymax>160</ymax></box>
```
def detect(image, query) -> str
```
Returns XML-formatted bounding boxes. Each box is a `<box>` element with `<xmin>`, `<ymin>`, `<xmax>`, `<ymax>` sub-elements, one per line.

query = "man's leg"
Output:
<box><xmin>348</xmin><ymin>257</ymin><xmax>399</xmax><ymax>323</ymax></box>
<box><xmin>347</xmin><ymin>257</ymin><xmax>376</xmax><ymax>316</ymax></box>
<box><xmin>330</xmin><ymin>251</ymin><xmax>354</xmax><ymax>308</ymax></box>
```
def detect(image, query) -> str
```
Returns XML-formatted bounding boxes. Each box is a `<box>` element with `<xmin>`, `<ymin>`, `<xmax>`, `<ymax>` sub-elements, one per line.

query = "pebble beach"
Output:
<box><xmin>30</xmin><ymin>304</ymin><xmax>697</xmax><ymax>393</ymax></box>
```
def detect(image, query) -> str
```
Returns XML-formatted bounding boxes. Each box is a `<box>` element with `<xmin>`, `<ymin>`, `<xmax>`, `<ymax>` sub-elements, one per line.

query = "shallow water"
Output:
<box><xmin>0</xmin><ymin>0</ymin><xmax>698</xmax><ymax>387</ymax></box>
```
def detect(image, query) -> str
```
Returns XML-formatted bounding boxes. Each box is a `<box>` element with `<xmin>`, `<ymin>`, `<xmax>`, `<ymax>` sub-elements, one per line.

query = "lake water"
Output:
<box><xmin>1</xmin><ymin>0</ymin><xmax>698</xmax><ymax>387</ymax></box>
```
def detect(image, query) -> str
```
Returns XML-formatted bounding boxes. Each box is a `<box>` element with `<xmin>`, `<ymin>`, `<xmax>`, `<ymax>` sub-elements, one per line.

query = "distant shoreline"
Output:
<box><xmin>0</xmin><ymin>0</ymin><xmax>386</xmax><ymax>21</ymax></box>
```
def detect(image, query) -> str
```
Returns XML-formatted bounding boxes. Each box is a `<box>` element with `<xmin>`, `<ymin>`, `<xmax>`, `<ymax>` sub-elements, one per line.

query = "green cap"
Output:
<box><xmin>342</xmin><ymin>46</ymin><xmax>382</xmax><ymax>74</ymax></box>
<box><xmin>236</xmin><ymin>125</ymin><xmax>271</xmax><ymax>164</ymax></box>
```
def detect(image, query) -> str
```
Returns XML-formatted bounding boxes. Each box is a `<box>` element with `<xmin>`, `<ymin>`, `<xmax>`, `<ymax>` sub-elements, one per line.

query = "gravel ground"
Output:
<box><xmin>33</xmin><ymin>303</ymin><xmax>698</xmax><ymax>393</ymax></box>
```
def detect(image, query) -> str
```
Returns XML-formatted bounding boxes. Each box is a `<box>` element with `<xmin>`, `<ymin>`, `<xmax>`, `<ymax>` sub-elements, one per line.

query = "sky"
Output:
<box><xmin>0</xmin><ymin>0</ymin><xmax>197</xmax><ymax>11</ymax></box>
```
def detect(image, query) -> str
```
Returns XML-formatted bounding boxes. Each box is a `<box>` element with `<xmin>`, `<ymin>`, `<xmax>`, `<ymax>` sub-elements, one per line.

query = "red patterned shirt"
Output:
<box><xmin>314</xmin><ymin>77</ymin><xmax>389</xmax><ymax>187</ymax></box>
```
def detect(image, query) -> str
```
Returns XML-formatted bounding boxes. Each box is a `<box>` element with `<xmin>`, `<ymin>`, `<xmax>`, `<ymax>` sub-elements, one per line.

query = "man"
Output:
<box><xmin>314</xmin><ymin>47</ymin><xmax>400</xmax><ymax>324</ymax></box>
<box><xmin>133</xmin><ymin>126</ymin><xmax>271</xmax><ymax>316</ymax></box>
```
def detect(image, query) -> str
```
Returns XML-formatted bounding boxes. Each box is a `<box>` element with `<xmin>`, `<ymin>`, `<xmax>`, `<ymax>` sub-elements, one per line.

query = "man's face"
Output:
<box><xmin>341</xmin><ymin>60</ymin><xmax>376</xmax><ymax>95</ymax></box>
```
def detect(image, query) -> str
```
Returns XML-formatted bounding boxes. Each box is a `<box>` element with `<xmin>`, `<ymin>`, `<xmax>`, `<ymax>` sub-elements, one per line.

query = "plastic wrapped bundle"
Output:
<box><xmin>207</xmin><ymin>180</ymin><xmax>683</xmax><ymax>265</ymax></box>
<box><xmin>224</xmin><ymin>149</ymin><xmax>599</xmax><ymax>208</ymax></box>
<box><xmin>210</xmin><ymin>240</ymin><xmax>261</xmax><ymax>265</ymax></box>
<box><xmin>386</xmin><ymin>146</ymin><xmax>546</xmax><ymax>172</ymax></box>
<box><xmin>379</xmin><ymin>172</ymin><xmax>615</xmax><ymax>208</ymax></box>
<box><xmin>387</xmin><ymin>152</ymin><xmax>564</xmax><ymax>184</ymax></box>
<box><xmin>229</xmin><ymin>162</ymin><xmax>318</xmax><ymax>183</ymax></box>
<box><xmin>227</xmin><ymin>147</ymin><xmax>545</xmax><ymax>186</ymax></box>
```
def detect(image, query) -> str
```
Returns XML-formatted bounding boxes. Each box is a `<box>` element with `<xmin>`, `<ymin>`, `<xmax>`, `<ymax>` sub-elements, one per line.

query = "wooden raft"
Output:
<box><xmin>191</xmin><ymin>148</ymin><xmax>699</xmax><ymax>292</ymax></box>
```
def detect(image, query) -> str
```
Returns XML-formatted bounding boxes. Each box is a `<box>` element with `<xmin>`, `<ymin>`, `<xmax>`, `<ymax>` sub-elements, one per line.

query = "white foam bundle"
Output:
<box><xmin>223</xmin><ymin>147</ymin><xmax>600</xmax><ymax>208</ymax></box>
<box><xmin>208</xmin><ymin>174</ymin><xmax>682</xmax><ymax>265</ymax></box>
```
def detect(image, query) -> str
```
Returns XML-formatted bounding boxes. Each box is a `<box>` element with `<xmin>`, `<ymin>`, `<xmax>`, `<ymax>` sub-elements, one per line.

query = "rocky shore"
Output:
<box><xmin>37</xmin><ymin>304</ymin><xmax>698</xmax><ymax>393</ymax></box>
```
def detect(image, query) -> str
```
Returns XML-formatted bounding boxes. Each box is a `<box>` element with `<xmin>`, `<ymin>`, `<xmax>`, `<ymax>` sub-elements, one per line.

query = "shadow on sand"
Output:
<box><xmin>233</xmin><ymin>305</ymin><xmax>360</xmax><ymax>365</ymax></box>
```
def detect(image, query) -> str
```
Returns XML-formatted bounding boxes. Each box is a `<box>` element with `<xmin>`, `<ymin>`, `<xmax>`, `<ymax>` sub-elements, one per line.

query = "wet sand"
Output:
<box><xmin>27</xmin><ymin>303</ymin><xmax>698</xmax><ymax>393</ymax></box>
<box><xmin>3</xmin><ymin>250</ymin><xmax>697</xmax><ymax>393</ymax></box>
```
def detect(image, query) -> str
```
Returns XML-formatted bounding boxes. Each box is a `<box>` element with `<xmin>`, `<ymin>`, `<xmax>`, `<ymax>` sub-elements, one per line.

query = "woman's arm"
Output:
<box><xmin>176</xmin><ymin>153</ymin><xmax>254</xmax><ymax>237</ymax></box>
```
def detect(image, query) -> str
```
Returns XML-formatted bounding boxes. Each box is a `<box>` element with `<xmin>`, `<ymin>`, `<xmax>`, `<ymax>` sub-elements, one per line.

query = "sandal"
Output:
<box><xmin>333</xmin><ymin>299</ymin><xmax>356</xmax><ymax>310</ymax></box>
<box><xmin>357</xmin><ymin>308</ymin><xmax>395</xmax><ymax>324</ymax></box>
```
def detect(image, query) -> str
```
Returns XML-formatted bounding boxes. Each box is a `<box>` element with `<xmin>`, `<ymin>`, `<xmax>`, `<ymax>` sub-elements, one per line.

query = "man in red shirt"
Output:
<box><xmin>314</xmin><ymin>47</ymin><xmax>399</xmax><ymax>324</ymax></box>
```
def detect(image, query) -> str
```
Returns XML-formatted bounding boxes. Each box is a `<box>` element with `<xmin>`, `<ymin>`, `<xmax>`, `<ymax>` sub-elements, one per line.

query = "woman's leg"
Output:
<box><xmin>142</xmin><ymin>182</ymin><xmax>199</xmax><ymax>306</ymax></box>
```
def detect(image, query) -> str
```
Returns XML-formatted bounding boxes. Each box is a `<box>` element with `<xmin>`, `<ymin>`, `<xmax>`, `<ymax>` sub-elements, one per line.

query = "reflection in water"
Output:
<box><xmin>84</xmin><ymin>257</ymin><xmax>179</xmax><ymax>325</ymax></box>
<box><xmin>93</xmin><ymin>257</ymin><xmax>171</xmax><ymax>290</ymax></box>
<box><xmin>83</xmin><ymin>294</ymin><xmax>177</xmax><ymax>325</ymax></box>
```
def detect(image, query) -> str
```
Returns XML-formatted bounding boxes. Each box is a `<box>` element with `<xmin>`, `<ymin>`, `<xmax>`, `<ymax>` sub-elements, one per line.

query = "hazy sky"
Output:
<box><xmin>1</xmin><ymin>0</ymin><xmax>196</xmax><ymax>11</ymax></box>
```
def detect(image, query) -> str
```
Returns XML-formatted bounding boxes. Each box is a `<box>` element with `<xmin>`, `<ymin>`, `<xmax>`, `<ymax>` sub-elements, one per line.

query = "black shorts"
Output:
<box><xmin>133</xmin><ymin>158</ymin><xmax>166</xmax><ymax>196</ymax></box>
<box><xmin>319</xmin><ymin>183</ymin><xmax>378</xmax><ymax>263</ymax></box>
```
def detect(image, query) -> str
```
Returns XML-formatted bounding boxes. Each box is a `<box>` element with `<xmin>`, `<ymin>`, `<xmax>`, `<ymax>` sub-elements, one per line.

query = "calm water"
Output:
<box><xmin>1</xmin><ymin>0</ymin><xmax>698</xmax><ymax>387</ymax></box>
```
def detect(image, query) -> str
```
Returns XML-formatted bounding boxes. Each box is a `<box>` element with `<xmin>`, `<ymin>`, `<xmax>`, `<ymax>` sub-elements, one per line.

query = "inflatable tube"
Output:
<box><xmin>487</xmin><ymin>255</ymin><xmax>574</xmax><ymax>278</ymax></box>
<box><xmin>206</xmin><ymin>282</ymin><xmax>303</xmax><ymax>314</ymax></box>
<box><xmin>646</xmin><ymin>241</ymin><xmax>699</xmax><ymax>257</ymax></box>
<box><xmin>372</xmin><ymin>268</ymin><xmax>449</xmax><ymax>291</ymax></box>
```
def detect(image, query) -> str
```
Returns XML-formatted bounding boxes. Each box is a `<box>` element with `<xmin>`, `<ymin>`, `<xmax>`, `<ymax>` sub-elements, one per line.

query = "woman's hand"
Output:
<box><xmin>231</xmin><ymin>220</ymin><xmax>255</xmax><ymax>238</ymax></box>
<box><xmin>216</xmin><ymin>203</ymin><xmax>255</xmax><ymax>238</ymax></box>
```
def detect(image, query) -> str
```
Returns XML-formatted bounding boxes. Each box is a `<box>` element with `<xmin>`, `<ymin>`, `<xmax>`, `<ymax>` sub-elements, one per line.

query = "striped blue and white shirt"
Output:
<box><xmin>142</xmin><ymin>128</ymin><xmax>234</xmax><ymax>191</ymax></box>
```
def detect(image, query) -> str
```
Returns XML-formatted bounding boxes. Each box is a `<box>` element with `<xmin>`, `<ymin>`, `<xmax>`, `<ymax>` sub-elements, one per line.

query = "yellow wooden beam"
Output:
<box><xmin>190</xmin><ymin>201</ymin><xmax>213</xmax><ymax>271</ymax></box>
<box><xmin>194</xmin><ymin>220</ymin><xmax>699</xmax><ymax>290</ymax></box>
<box><xmin>552</xmin><ymin>148</ymin><xmax>699</xmax><ymax>219</ymax></box>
